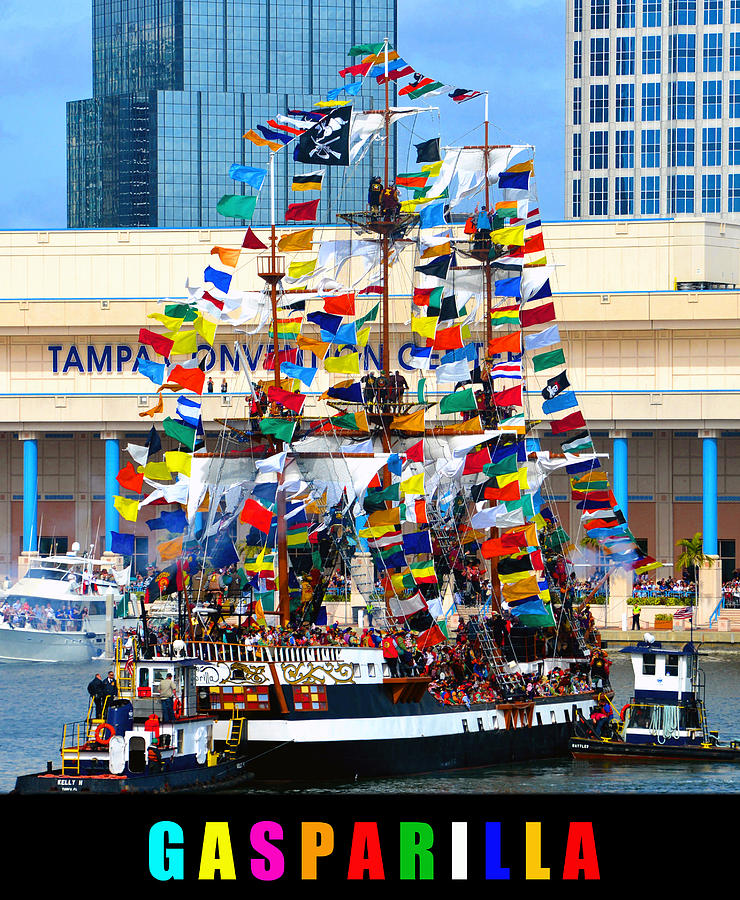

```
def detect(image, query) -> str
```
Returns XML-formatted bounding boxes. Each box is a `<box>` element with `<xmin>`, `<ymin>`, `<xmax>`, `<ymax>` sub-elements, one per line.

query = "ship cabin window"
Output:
<box><xmin>352</xmin><ymin>663</ymin><xmax>360</xmax><ymax>679</ymax></box>
<box><xmin>176</xmin><ymin>730</ymin><xmax>184</xmax><ymax>753</ymax></box>
<box><xmin>492</xmin><ymin>716</ymin><xmax>499</xmax><ymax>730</ymax></box>
<box><xmin>642</xmin><ymin>653</ymin><xmax>656</xmax><ymax>675</ymax></box>
<box><xmin>551</xmin><ymin>711</ymin><xmax>557</xmax><ymax>725</ymax></box>
<box><xmin>665</xmin><ymin>654</ymin><xmax>679</xmax><ymax>677</ymax></box>
<box><xmin>128</xmin><ymin>735</ymin><xmax>146</xmax><ymax>774</ymax></box>
<box><xmin>139</xmin><ymin>668</ymin><xmax>150</xmax><ymax>688</ymax></box>
<box><xmin>536</xmin><ymin>712</ymin><xmax>543</xmax><ymax>726</ymax></box>
<box><xmin>368</xmin><ymin>663</ymin><xmax>376</xmax><ymax>678</ymax></box>
<box><xmin>564</xmin><ymin>709</ymin><xmax>571</xmax><ymax>723</ymax></box>
<box><xmin>477</xmin><ymin>717</ymin><xmax>484</xmax><ymax>732</ymax></box>
<box><xmin>462</xmin><ymin>719</ymin><xmax>469</xmax><ymax>733</ymax></box>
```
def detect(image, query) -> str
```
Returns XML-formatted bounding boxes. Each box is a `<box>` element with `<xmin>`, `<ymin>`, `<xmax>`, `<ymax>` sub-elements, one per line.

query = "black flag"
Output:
<box><xmin>414</xmin><ymin>137</ymin><xmax>441</xmax><ymax>164</ymax></box>
<box><xmin>145</xmin><ymin>424</ymin><xmax>162</xmax><ymax>457</ymax></box>
<box><xmin>294</xmin><ymin>106</ymin><xmax>351</xmax><ymax>167</ymax></box>
<box><xmin>541</xmin><ymin>371</ymin><xmax>570</xmax><ymax>400</ymax></box>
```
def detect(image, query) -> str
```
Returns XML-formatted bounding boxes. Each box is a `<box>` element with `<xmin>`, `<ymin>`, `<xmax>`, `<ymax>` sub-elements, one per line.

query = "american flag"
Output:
<box><xmin>673</xmin><ymin>606</ymin><xmax>694</xmax><ymax>620</ymax></box>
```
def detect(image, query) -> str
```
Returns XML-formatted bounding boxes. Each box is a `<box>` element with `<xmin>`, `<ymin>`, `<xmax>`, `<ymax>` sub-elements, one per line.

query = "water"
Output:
<box><xmin>3</xmin><ymin>651</ymin><xmax>740</xmax><ymax>794</ymax></box>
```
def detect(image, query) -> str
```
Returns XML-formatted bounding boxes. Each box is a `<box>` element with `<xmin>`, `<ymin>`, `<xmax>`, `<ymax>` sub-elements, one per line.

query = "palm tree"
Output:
<box><xmin>675</xmin><ymin>533</ymin><xmax>709</xmax><ymax>606</ymax></box>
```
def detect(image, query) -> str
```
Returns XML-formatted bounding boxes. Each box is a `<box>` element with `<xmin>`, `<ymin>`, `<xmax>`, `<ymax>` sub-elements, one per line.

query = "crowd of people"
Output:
<box><xmin>360</xmin><ymin>371</ymin><xmax>409</xmax><ymax>414</ymax></box>
<box><xmin>1</xmin><ymin>598</ymin><xmax>88</xmax><ymax>631</ymax></box>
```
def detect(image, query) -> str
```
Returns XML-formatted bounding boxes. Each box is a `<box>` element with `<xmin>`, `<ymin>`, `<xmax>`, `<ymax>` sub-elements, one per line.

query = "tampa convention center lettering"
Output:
<box><xmin>47</xmin><ymin>343</ymin><xmax>485</xmax><ymax>375</ymax></box>
<box><xmin>148</xmin><ymin>820</ymin><xmax>600</xmax><ymax>882</ymax></box>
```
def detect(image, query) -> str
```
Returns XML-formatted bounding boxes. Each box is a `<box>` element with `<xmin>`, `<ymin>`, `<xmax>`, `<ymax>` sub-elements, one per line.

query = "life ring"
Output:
<box><xmin>173</xmin><ymin>696</ymin><xmax>182</xmax><ymax>719</ymax></box>
<box><xmin>94</xmin><ymin>723</ymin><xmax>116</xmax><ymax>745</ymax></box>
<box><xmin>620</xmin><ymin>704</ymin><xmax>631</xmax><ymax>721</ymax></box>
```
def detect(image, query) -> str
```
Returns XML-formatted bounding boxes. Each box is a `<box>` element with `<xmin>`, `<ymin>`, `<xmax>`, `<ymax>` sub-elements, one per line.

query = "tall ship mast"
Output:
<box><xmin>23</xmin><ymin>41</ymin><xmax>664</xmax><ymax>787</ymax></box>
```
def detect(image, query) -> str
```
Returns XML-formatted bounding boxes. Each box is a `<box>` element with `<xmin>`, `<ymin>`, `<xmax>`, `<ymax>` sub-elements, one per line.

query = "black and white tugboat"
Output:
<box><xmin>570</xmin><ymin>636</ymin><xmax>740</xmax><ymax>763</ymax></box>
<box><xmin>13</xmin><ymin>640</ymin><xmax>254</xmax><ymax>793</ymax></box>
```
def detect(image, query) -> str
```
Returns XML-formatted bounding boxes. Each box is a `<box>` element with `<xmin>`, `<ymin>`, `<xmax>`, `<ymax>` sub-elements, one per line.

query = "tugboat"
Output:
<box><xmin>570</xmin><ymin>635</ymin><xmax>740</xmax><ymax>762</ymax></box>
<box><xmin>13</xmin><ymin>640</ymin><xmax>254</xmax><ymax>793</ymax></box>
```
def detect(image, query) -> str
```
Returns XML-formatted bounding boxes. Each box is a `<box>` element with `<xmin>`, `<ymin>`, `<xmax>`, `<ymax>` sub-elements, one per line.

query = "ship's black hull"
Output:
<box><xmin>240</xmin><ymin>721</ymin><xmax>576</xmax><ymax>783</ymax></box>
<box><xmin>13</xmin><ymin>756</ymin><xmax>253</xmax><ymax>794</ymax></box>
<box><xmin>570</xmin><ymin>737</ymin><xmax>740</xmax><ymax>763</ymax></box>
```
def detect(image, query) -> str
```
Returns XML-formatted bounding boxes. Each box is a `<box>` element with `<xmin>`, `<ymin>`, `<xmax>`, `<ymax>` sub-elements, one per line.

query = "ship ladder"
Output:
<box><xmin>224</xmin><ymin>714</ymin><xmax>245</xmax><ymax>757</ymax></box>
<box><xmin>114</xmin><ymin>637</ymin><xmax>136</xmax><ymax>699</ymax></box>
<box><xmin>60</xmin><ymin>723</ymin><xmax>82</xmax><ymax>776</ymax></box>
<box><xmin>474</xmin><ymin>626</ymin><xmax>521</xmax><ymax>695</ymax></box>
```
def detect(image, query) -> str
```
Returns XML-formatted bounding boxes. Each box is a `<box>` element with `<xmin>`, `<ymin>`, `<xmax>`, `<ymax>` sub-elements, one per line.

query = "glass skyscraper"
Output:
<box><xmin>565</xmin><ymin>0</ymin><xmax>740</xmax><ymax>219</ymax></box>
<box><xmin>67</xmin><ymin>0</ymin><xmax>397</xmax><ymax>228</ymax></box>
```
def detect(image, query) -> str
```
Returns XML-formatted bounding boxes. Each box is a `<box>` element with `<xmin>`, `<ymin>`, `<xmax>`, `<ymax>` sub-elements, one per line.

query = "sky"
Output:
<box><xmin>0</xmin><ymin>0</ymin><xmax>565</xmax><ymax>230</ymax></box>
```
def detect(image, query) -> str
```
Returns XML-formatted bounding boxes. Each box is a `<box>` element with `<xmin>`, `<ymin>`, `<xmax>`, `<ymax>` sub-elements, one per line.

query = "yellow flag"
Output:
<box><xmin>499</xmin><ymin>568</ymin><xmax>536</xmax><ymax>584</ymax></box>
<box><xmin>165</xmin><ymin>329</ymin><xmax>198</xmax><ymax>354</ymax></box>
<box><xmin>448</xmin><ymin>415</ymin><xmax>483</xmax><ymax>434</ymax></box>
<box><xmin>288</xmin><ymin>258</ymin><xmax>317</xmax><ymax>279</ymax></box>
<box><xmin>278</xmin><ymin>228</ymin><xmax>314</xmax><ymax>252</ymax></box>
<box><xmin>137</xmin><ymin>461</ymin><xmax>172</xmax><ymax>481</ymax></box>
<box><xmin>400</xmin><ymin>473</ymin><xmax>424</xmax><ymax>495</ymax></box>
<box><xmin>359</xmin><ymin>524</ymin><xmax>398</xmax><ymax>538</ymax></box>
<box><xmin>390</xmin><ymin>409</ymin><xmax>425</xmax><ymax>433</ymax></box>
<box><xmin>412</xmin><ymin>315</ymin><xmax>438</xmax><ymax>340</ymax></box>
<box><xmin>491</xmin><ymin>224</ymin><xmax>526</xmax><ymax>246</ymax></box>
<box><xmin>357</xmin><ymin>325</ymin><xmax>371</xmax><ymax>348</ymax></box>
<box><xmin>194</xmin><ymin>314</ymin><xmax>218</xmax><ymax>346</ymax></box>
<box><xmin>159</xmin><ymin>535</ymin><xmax>183</xmax><ymax>561</ymax></box>
<box><xmin>421</xmin><ymin>161</ymin><xmax>443</xmax><ymax>178</ymax></box>
<box><xmin>421</xmin><ymin>241</ymin><xmax>451</xmax><ymax>259</ymax></box>
<box><xmin>502</xmin><ymin>576</ymin><xmax>540</xmax><ymax>602</ymax></box>
<box><xmin>210</xmin><ymin>246</ymin><xmax>241</xmax><ymax>267</ymax></box>
<box><xmin>368</xmin><ymin>507</ymin><xmax>402</xmax><ymax>526</ymax></box>
<box><xmin>165</xmin><ymin>451</ymin><xmax>192</xmax><ymax>477</ymax></box>
<box><xmin>324</xmin><ymin>352</ymin><xmax>360</xmax><ymax>375</ymax></box>
<box><xmin>114</xmin><ymin>496</ymin><xmax>139</xmax><ymax>522</ymax></box>
<box><xmin>148</xmin><ymin>312</ymin><xmax>185</xmax><ymax>331</ymax></box>
<box><xmin>508</xmin><ymin>160</ymin><xmax>535</xmax><ymax>173</ymax></box>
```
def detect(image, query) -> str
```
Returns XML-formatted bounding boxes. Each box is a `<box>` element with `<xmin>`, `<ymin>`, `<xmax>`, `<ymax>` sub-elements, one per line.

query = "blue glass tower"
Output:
<box><xmin>67</xmin><ymin>0</ymin><xmax>397</xmax><ymax>228</ymax></box>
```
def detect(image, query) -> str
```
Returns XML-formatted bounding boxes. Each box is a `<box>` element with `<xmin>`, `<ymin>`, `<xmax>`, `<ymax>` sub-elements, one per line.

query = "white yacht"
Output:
<box><xmin>0</xmin><ymin>545</ymin><xmax>131</xmax><ymax>663</ymax></box>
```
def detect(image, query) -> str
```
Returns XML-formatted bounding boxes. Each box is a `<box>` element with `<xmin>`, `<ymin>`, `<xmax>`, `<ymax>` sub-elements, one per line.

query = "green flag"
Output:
<box><xmin>532</xmin><ymin>348</ymin><xmax>566</xmax><ymax>373</ymax></box>
<box><xmin>162</xmin><ymin>416</ymin><xmax>197</xmax><ymax>450</ymax></box>
<box><xmin>349</xmin><ymin>42</ymin><xmax>385</xmax><ymax>56</ymax></box>
<box><xmin>356</xmin><ymin>302</ymin><xmax>380</xmax><ymax>329</ymax></box>
<box><xmin>216</xmin><ymin>194</ymin><xmax>257</xmax><ymax>219</ymax></box>
<box><xmin>439</xmin><ymin>388</ymin><xmax>478</xmax><ymax>415</ymax></box>
<box><xmin>483</xmin><ymin>456</ymin><xmax>519</xmax><ymax>477</ymax></box>
<box><xmin>164</xmin><ymin>303</ymin><xmax>198</xmax><ymax>322</ymax></box>
<box><xmin>259</xmin><ymin>417</ymin><xmax>296</xmax><ymax>443</ymax></box>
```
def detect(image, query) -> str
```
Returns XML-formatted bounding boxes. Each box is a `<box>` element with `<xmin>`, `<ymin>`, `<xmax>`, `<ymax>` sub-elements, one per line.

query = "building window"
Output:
<box><xmin>641</xmin><ymin>128</ymin><xmax>661</xmax><ymax>167</ymax></box>
<box><xmin>669</xmin><ymin>174</ymin><xmax>695</xmax><ymax>213</ymax></box>
<box><xmin>731</xmin><ymin>80</ymin><xmax>740</xmax><ymax>116</ymax></box>
<box><xmin>643</xmin><ymin>654</ymin><xmax>656</xmax><ymax>675</ymax></box>
<box><xmin>669</xmin><ymin>33</ymin><xmax>696</xmax><ymax>73</ymax></box>
<box><xmin>705</xmin><ymin>0</ymin><xmax>724</xmax><ymax>23</ymax></box>
<box><xmin>573</xmin><ymin>86</ymin><xmax>582</xmax><ymax>124</ymax></box>
<box><xmin>590</xmin><ymin>83</ymin><xmax>609</xmax><ymax>122</ymax></box>
<box><xmin>732</xmin><ymin>33</ymin><xmax>740</xmax><ymax>70</ymax></box>
<box><xmin>670</xmin><ymin>0</ymin><xmax>697</xmax><ymax>25</ymax></box>
<box><xmin>668</xmin><ymin>81</ymin><xmax>695</xmax><ymax>119</ymax></box>
<box><xmin>615</xmin><ymin>177</ymin><xmax>634</xmax><ymax>215</ymax></box>
<box><xmin>730</xmin><ymin>173</ymin><xmax>740</xmax><ymax>209</ymax></box>
<box><xmin>589</xmin><ymin>177</ymin><xmax>609</xmax><ymax>215</ymax></box>
<box><xmin>729</xmin><ymin>126</ymin><xmax>740</xmax><ymax>162</ymax></box>
<box><xmin>733</xmin><ymin>0</ymin><xmax>740</xmax><ymax>22</ymax></box>
<box><xmin>644</xmin><ymin>0</ymin><xmax>663</xmax><ymax>25</ymax></box>
<box><xmin>703</xmin><ymin>32</ymin><xmax>723</xmax><ymax>72</ymax></box>
<box><xmin>643</xmin><ymin>35</ymin><xmax>662</xmax><ymax>74</ymax></box>
<box><xmin>617</xmin><ymin>36</ymin><xmax>636</xmax><ymax>74</ymax></box>
<box><xmin>590</xmin><ymin>130</ymin><xmax>609</xmax><ymax>168</ymax></box>
<box><xmin>572</xmin><ymin>178</ymin><xmax>582</xmax><ymax>217</ymax></box>
<box><xmin>702</xmin><ymin>126</ymin><xmax>722</xmax><ymax>165</ymax></box>
<box><xmin>591</xmin><ymin>0</ymin><xmax>610</xmax><ymax>28</ymax></box>
<box><xmin>641</xmin><ymin>176</ymin><xmax>661</xmax><ymax>214</ymax></box>
<box><xmin>668</xmin><ymin>127</ymin><xmax>695</xmax><ymax>166</ymax></box>
<box><xmin>574</xmin><ymin>0</ymin><xmax>583</xmax><ymax>31</ymax></box>
<box><xmin>642</xmin><ymin>82</ymin><xmax>661</xmax><ymax>120</ymax></box>
<box><xmin>703</xmin><ymin>80</ymin><xmax>723</xmax><ymax>118</ymax></box>
<box><xmin>617</xmin><ymin>0</ymin><xmax>637</xmax><ymax>26</ymax></box>
<box><xmin>703</xmin><ymin>173</ymin><xmax>722</xmax><ymax>212</ymax></box>
<box><xmin>615</xmin><ymin>130</ymin><xmax>635</xmax><ymax>168</ymax></box>
<box><xmin>590</xmin><ymin>37</ymin><xmax>610</xmax><ymax>76</ymax></box>
<box><xmin>574</xmin><ymin>40</ymin><xmax>582</xmax><ymax>78</ymax></box>
<box><xmin>573</xmin><ymin>132</ymin><xmax>582</xmax><ymax>171</ymax></box>
<box><xmin>616</xmin><ymin>83</ymin><xmax>635</xmax><ymax>121</ymax></box>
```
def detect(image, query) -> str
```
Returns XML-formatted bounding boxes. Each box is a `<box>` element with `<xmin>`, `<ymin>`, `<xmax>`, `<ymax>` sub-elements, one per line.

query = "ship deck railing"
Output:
<box><xmin>154</xmin><ymin>640</ymin><xmax>371</xmax><ymax>664</ymax></box>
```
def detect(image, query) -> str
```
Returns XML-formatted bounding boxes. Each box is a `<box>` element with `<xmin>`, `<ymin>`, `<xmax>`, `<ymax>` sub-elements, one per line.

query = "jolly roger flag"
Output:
<box><xmin>294</xmin><ymin>106</ymin><xmax>351</xmax><ymax>167</ymax></box>
<box><xmin>541</xmin><ymin>371</ymin><xmax>570</xmax><ymax>400</ymax></box>
<box><xmin>415</xmin><ymin>137</ymin><xmax>441</xmax><ymax>164</ymax></box>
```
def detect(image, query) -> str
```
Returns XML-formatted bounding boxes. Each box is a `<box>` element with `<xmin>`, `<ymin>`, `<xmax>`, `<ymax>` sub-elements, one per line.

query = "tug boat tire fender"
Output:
<box><xmin>95</xmin><ymin>723</ymin><xmax>116</xmax><ymax>745</ymax></box>
<box><xmin>620</xmin><ymin>704</ymin><xmax>631</xmax><ymax>721</ymax></box>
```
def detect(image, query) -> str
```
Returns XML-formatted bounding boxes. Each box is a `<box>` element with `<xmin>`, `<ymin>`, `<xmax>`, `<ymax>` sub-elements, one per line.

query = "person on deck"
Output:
<box><xmin>380</xmin><ymin>184</ymin><xmax>401</xmax><ymax>221</ymax></box>
<box><xmin>632</xmin><ymin>603</ymin><xmax>641</xmax><ymax>630</ymax></box>
<box><xmin>87</xmin><ymin>673</ymin><xmax>106</xmax><ymax>720</ymax></box>
<box><xmin>382</xmin><ymin>631</ymin><xmax>400</xmax><ymax>677</ymax></box>
<box><xmin>362</xmin><ymin>371</ymin><xmax>377</xmax><ymax>412</ymax></box>
<box><xmin>159</xmin><ymin>672</ymin><xmax>176</xmax><ymax>723</ymax></box>
<box><xmin>368</xmin><ymin>176</ymin><xmax>383</xmax><ymax>217</ymax></box>
<box><xmin>392</xmin><ymin>371</ymin><xmax>408</xmax><ymax>414</ymax></box>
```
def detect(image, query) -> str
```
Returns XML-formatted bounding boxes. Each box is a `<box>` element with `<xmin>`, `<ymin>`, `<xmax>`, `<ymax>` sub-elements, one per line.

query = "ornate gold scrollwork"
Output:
<box><xmin>229</xmin><ymin>663</ymin><xmax>269</xmax><ymax>685</ymax></box>
<box><xmin>281</xmin><ymin>662</ymin><xmax>355</xmax><ymax>685</ymax></box>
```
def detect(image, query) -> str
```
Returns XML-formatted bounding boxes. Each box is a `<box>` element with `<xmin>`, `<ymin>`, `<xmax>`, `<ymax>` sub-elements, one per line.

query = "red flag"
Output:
<box><xmin>239</xmin><ymin>498</ymin><xmax>274</xmax><ymax>532</ymax></box>
<box><xmin>339</xmin><ymin>61</ymin><xmax>373</xmax><ymax>78</ymax></box>
<box><xmin>359</xmin><ymin>284</ymin><xmax>383</xmax><ymax>295</ymax></box>
<box><xmin>405</xmin><ymin>439</ymin><xmax>424</xmax><ymax>463</ymax></box>
<box><xmin>116</xmin><ymin>462</ymin><xmax>144</xmax><ymax>494</ymax></box>
<box><xmin>484</xmin><ymin>482</ymin><xmax>521</xmax><ymax>502</ymax></box>
<box><xmin>433</xmin><ymin>325</ymin><xmax>463</xmax><ymax>350</ymax></box>
<box><xmin>267</xmin><ymin>385</ymin><xmax>306</xmax><ymax>413</ymax></box>
<box><xmin>242</xmin><ymin>227</ymin><xmax>267</xmax><ymax>250</ymax></box>
<box><xmin>416</xmin><ymin>623</ymin><xmax>445</xmax><ymax>649</ymax></box>
<box><xmin>520</xmin><ymin>301</ymin><xmax>556</xmax><ymax>328</ymax></box>
<box><xmin>482</xmin><ymin>533</ymin><xmax>528</xmax><ymax>558</ymax></box>
<box><xmin>139</xmin><ymin>328</ymin><xmax>174</xmax><ymax>358</ymax></box>
<box><xmin>550</xmin><ymin>411</ymin><xmax>587</xmax><ymax>435</ymax></box>
<box><xmin>168</xmin><ymin>364</ymin><xmax>205</xmax><ymax>395</ymax></box>
<box><xmin>322</xmin><ymin>293</ymin><xmax>355</xmax><ymax>316</ymax></box>
<box><xmin>285</xmin><ymin>199</ymin><xmax>320</xmax><ymax>222</ymax></box>
<box><xmin>462</xmin><ymin>447</ymin><xmax>491</xmax><ymax>475</ymax></box>
<box><xmin>493</xmin><ymin>384</ymin><xmax>523</xmax><ymax>407</ymax></box>
<box><xmin>488</xmin><ymin>331</ymin><xmax>521</xmax><ymax>356</ymax></box>
<box><xmin>264</xmin><ymin>348</ymin><xmax>298</xmax><ymax>370</ymax></box>
<box><xmin>201</xmin><ymin>291</ymin><xmax>225</xmax><ymax>311</ymax></box>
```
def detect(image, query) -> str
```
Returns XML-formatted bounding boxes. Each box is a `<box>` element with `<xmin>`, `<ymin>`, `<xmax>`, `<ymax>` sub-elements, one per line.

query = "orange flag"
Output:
<box><xmin>389</xmin><ymin>409</ymin><xmax>425</xmax><ymax>433</ymax></box>
<box><xmin>210</xmin><ymin>246</ymin><xmax>241</xmax><ymax>267</ymax></box>
<box><xmin>488</xmin><ymin>331</ymin><xmax>521</xmax><ymax>356</ymax></box>
<box><xmin>139</xmin><ymin>396</ymin><xmax>164</xmax><ymax>418</ymax></box>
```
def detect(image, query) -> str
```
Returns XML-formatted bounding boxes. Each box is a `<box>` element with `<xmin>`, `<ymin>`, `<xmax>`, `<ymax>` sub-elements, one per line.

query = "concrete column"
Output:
<box><xmin>101</xmin><ymin>432</ymin><xmax>120</xmax><ymax>553</ymax></box>
<box><xmin>19</xmin><ymin>432</ymin><xmax>38</xmax><ymax>552</ymax></box>
<box><xmin>610</xmin><ymin>429</ymin><xmax>629</xmax><ymax>519</ymax></box>
<box><xmin>700</xmin><ymin>429</ymin><xmax>718</xmax><ymax>557</ymax></box>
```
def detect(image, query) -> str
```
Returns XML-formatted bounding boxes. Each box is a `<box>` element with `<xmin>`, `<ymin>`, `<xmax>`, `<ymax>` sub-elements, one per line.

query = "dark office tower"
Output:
<box><xmin>67</xmin><ymin>0</ymin><xmax>397</xmax><ymax>228</ymax></box>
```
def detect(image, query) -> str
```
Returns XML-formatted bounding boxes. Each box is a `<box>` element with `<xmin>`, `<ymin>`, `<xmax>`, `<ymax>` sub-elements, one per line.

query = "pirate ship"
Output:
<box><xmin>17</xmin><ymin>41</ymin><xmax>663</xmax><ymax>786</ymax></box>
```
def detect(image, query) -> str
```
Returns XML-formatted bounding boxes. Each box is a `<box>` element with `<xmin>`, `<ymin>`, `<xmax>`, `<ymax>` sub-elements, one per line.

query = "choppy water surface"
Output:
<box><xmin>3</xmin><ymin>649</ymin><xmax>740</xmax><ymax>794</ymax></box>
